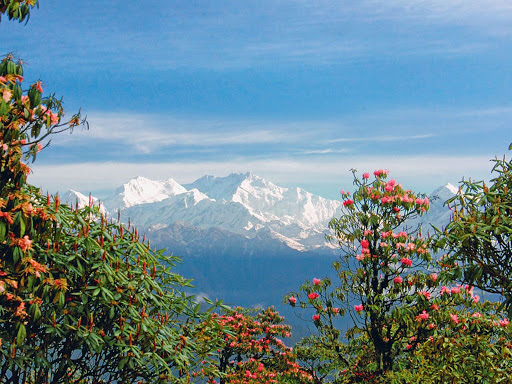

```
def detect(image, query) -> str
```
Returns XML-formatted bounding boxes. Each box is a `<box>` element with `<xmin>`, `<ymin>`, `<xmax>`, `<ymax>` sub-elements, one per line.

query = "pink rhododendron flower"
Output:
<box><xmin>47</xmin><ymin>110</ymin><xmax>59</xmax><ymax>125</ymax></box>
<box><xmin>450</xmin><ymin>314</ymin><xmax>459</xmax><ymax>324</ymax></box>
<box><xmin>406</xmin><ymin>344</ymin><xmax>412</xmax><ymax>350</ymax></box>
<box><xmin>415</xmin><ymin>198</ymin><xmax>424</xmax><ymax>205</ymax></box>
<box><xmin>0</xmin><ymin>76</ymin><xmax>6</xmax><ymax>83</ymax></box>
<box><xmin>440</xmin><ymin>286</ymin><xmax>450</xmax><ymax>295</ymax></box>
<box><xmin>312</xmin><ymin>314</ymin><xmax>320</xmax><ymax>321</ymax></box>
<box><xmin>356</xmin><ymin>254</ymin><xmax>365</xmax><ymax>261</ymax></box>
<box><xmin>313</xmin><ymin>278</ymin><xmax>321</xmax><ymax>286</ymax></box>
<box><xmin>430</xmin><ymin>273</ymin><xmax>438</xmax><ymax>282</ymax></box>
<box><xmin>288</xmin><ymin>296</ymin><xmax>297</xmax><ymax>305</ymax></box>
<box><xmin>428</xmin><ymin>323</ymin><xmax>436</xmax><ymax>329</ymax></box>
<box><xmin>450</xmin><ymin>286</ymin><xmax>461</xmax><ymax>294</ymax></box>
<box><xmin>363</xmin><ymin>229</ymin><xmax>373</xmax><ymax>236</ymax></box>
<box><xmin>373</xmin><ymin>169</ymin><xmax>389</xmax><ymax>177</ymax></box>
<box><xmin>393</xmin><ymin>276</ymin><xmax>403</xmax><ymax>284</ymax></box>
<box><xmin>472</xmin><ymin>294</ymin><xmax>480</xmax><ymax>303</ymax></box>
<box><xmin>500</xmin><ymin>318</ymin><xmax>509</xmax><ymax>327</ymax></box>
<box><xmin>360</xmin><ymin>239</ymin><xmax>369</xmax><ymax>248</ymax></box>
<box><xmin>354</xmin><ymin>304</ymin><xmax>364</xmax><ymax>312</ymax></box>
<box><xmin>343</xmin><ymin>199</ymin><xmax>354</xmax><ymax>207</ymax></box>
<box><xmin>430</xmin><ymin>303</ymin><xmax>439</xmax><ymax>311</ymax></box>
<box><xmin>308</xmin><ymin>293</ymin><xmax>319</xmax><ymax>300</ymax></box>
<box><xmin>362</xmin><ymin>172</ymin><xmax>370</xmax><ymax>179</ymax></box>
<box><xmin>418</xmin><ymin>291</ymin><xmax>431</xmax><ymax>300</ymax></box>
<box><xmin>472</xmin><ymin>312</ymin><xmax>482</xmax><ymax>318</ymax></box>
<box><xmin>2</xmin><ymin>89</ymin><xmax>12</xmax><ymax>102</ymax></box>
<box><xmin>415</xmin><ymin>310</ymin><xmax>429</xmax><ymax>322</ymax></box>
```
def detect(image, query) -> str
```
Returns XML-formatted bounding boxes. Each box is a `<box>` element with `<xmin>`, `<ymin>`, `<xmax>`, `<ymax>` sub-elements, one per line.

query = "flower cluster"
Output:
<box><xmin>203</xmin><ymin>307</ymin><xmax>314</xmax><ymax>384</ymax></box>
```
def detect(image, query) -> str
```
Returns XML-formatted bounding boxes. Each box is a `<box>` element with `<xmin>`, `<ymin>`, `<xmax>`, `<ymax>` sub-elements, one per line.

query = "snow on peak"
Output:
<box><xmin>184</xmin><ymin>172</ymin><xmax>255</xmax><ymax>201</ymax></box>
<box><xmin>445</xmin><ymin>183</ymin><xmax>459</xmax><ymax>195</ymax></box>
<box><xmin>60</xmin><ymin>190</ymin><xmax>106</xmax><ymax>214</ymax></box>
<box><xmin>104</xmin><ymin>176</ymin><xmax>187</xmax><ymax>210</ymax></box>
<box><xmin>61</xmin><ymin>189</ymin><xmax>90</xmax><ymax>207</ymax></box>
<box><xmin>429</xmin><ymin>183</ymin><xmax>459</xmax><ymax>203</ymax></box>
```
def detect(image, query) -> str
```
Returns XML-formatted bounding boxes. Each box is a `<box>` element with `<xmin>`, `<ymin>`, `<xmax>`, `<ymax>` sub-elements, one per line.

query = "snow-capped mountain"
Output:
<box><xmin>60</xmin><ymin>189</ymin><xmax>107</xmax><ymax>215</ymax></box>
<box><xmin>404</xmin><ymin>183</ymin><xmax>458</xmax><ymax>235</ymax></box>
<box><xmin>102</xmin><ymin>176</ymin><xmax>188</xmax><ymax>209</ymax></box>
<box><xmin>61</xmin><ymin>173</ymin><xmax>458</xmax><ymax>254</ymax></box>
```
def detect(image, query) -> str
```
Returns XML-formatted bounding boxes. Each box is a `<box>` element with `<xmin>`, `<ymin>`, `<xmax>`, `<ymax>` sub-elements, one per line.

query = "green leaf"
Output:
<box><xmin>0</xmin><ymin>222</ymin><xmax>5</xmax><ymax>242</ymax></box>
<box><xmin>17</xmin><ymin>323</ymin><xmax>26</xmax><ymax>345</ymax></box>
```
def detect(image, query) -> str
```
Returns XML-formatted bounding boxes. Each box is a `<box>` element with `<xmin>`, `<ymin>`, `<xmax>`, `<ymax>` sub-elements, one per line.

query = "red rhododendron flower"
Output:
<box><xmin>308</xmin><ymin>292</ymin><xmax>319</xmax><ymax>300</ymax></box>
<box><xmin>400</xmin><ymin>257</ymin><xmax>412</xmax><ymax>267</ymax></box>
<box><xmin>313</xmin><ymin>278</ymin><xmax>321</xmax><ymax>286</ymax></box>
<box><xmin>354</xmin><ymin>304</ymin><xmax>363</xmax><ymax>312</ymax></box>
<box><xmin>312</xmin><ymin>314</ymin><xmax>320</xmax><ymax>321</ymax></box>
<box><xmin>33</xmin><ymin>81</ymin><xmax>43</xmax><ymax>93</ymax></box>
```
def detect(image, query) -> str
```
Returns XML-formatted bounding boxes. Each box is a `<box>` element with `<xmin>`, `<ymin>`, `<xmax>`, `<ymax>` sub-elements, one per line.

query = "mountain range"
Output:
<box><xmin>63</xmin><ymin>172</ymin><xmax>457</xmax><ymax>256</ymax></box>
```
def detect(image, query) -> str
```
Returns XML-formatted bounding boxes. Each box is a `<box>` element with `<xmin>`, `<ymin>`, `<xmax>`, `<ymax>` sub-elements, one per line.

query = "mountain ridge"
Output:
<box><xmin>61</xmin><ymin>173</ymin><xmax>457</xmax><ymax>254</ymax></box>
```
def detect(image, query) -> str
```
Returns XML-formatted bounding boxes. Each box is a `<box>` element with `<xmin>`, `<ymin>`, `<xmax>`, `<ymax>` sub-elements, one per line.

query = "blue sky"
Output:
<box><xmin>2</xmin><ymin>0</ymin><xmax>512</xmax><ymax>199</ymax></box>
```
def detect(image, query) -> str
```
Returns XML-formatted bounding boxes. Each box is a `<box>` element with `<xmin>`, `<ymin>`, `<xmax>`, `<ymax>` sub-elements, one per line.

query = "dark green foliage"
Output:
<box><xmin>436</xmin><ymin>154</ymin><xmax>512</xmax><ymax>315</ymax></box>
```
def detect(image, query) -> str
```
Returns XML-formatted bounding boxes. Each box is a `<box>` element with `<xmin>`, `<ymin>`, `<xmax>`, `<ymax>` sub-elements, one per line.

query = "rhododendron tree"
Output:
<box><xmin>0</xmin><ymin>54</ymin><xmax>225</xmax><ymax>383</ymax></box>
<box><xmin>199</xmin><ymin>307</ymin><xmax>314</xmax><ymax>384</ymax></box>
<box><xmin>436</xmin><ymin>152</ymin><xmax>512</xmax><ymax>315</ymax></box>
<box><xmin>287</xmin><ymin>170</ymin><xmax>444</xmax><ymax>377</ymax></box>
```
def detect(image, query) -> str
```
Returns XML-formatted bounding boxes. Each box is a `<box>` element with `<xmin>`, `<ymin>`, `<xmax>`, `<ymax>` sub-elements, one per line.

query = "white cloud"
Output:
<box><xmin>50</xmin><ymin>113</ymin><xmax>313</xmax><ymax>154</ymax></box>
<box><xmin>327</xmin><ymin>134</ymin><xmax>435</xmax><ymax>144</ymax></box>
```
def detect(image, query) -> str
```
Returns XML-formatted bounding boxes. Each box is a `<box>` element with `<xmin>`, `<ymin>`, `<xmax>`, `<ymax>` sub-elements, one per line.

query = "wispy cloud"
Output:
<box><xmin>40</xmin><ymin>104</ymin><xmax>511</xmax><ymax>165</ymax></box>
<box><xmin>298</xmin><ymin>148</ymin><xmax>349</xmax><ymax>155</ymax></box>
<box><xmin>50</xmin><ymin>113</ymin><xmax>313</xmax><ymax>154</ymax></box>
<box><xmin>327</xmin><ymin>134</ymin><xmax>435</xmax><ymax>144</ymax></box>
